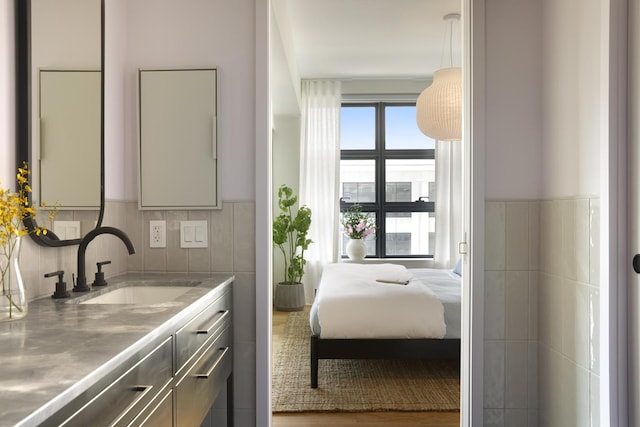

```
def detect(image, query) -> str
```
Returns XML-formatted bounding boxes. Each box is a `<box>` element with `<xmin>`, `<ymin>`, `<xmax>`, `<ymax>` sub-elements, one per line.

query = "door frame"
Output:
<box><xmin>462</xmin><ymin>0</ymin><xmax>486</xmax><ymax>424</ymax></box>
<box><xmin>255</xmin><ymin>0</ymin><xmax>487</xmax><ymax>424</ymax></box>
<box><xmin>600</xmin><ymin>0</ymin><xmax>629</xmax><ymax>425</ymax></box>
<box><xmin>606</xmin><ymin>0</ymin><xmax>629</xmax><ymax>425</ymax></box>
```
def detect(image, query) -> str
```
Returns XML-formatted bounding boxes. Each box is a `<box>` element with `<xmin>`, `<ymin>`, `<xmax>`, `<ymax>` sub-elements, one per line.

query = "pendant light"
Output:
<box><xmin>416</xmin><ymin>13</ymin><xmax>461</xmax><ymax>141</ymax></box>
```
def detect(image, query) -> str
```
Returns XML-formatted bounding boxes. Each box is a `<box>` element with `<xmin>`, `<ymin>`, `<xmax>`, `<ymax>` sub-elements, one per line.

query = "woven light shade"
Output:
<box><xmin>416</xmin><ymin>67</ymin><xmax>462</xmax><ymax>141</ymax></box>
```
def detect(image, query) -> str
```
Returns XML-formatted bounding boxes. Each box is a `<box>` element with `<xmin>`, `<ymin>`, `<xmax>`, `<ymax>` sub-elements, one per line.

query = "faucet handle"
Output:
<box><xmin>45</xmin><ymin>270</ymin><xmax>70</xmax><ymax>299</ymax></box>
<box><xmin>97</xmin><ymin>260</ymin><xmax>111</xmax><ymax>271</ymax></box>
<box><xmin>92</xmin><ymin>260</ymin><xmax>111</xmax><ymax>287</ymax></box>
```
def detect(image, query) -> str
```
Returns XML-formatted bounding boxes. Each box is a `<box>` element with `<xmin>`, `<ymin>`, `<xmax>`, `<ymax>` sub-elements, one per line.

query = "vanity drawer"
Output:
<box><xmin>129</xmin><ymin>388</ymin><xmax>173</xmax><ymax>427</ymax></box>
<box><xmin>175</xmin><ymin>325</ymin><xmax>232</xmax><ymax>427</ymax></box>
<box><xmin>55</xmin><ymin>336</ymin><xmax>173</xmax><ymax>427</ymax></box>
<box><xmin>175</xmin><ymin>289</ymin><xmax>231</xmax><ymax>372</ymax></box>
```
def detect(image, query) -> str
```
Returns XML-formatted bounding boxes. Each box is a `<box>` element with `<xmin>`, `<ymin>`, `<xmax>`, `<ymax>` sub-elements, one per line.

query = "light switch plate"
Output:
<box><xmin>180</xmin><ymin>220</ymin><xmax>208</xmax><ymax>248</ymax></box>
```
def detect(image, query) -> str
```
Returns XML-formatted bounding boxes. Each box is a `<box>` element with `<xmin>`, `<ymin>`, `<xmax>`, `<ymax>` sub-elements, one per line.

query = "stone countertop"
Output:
<box><xmin>0</xmin><ymin>273</ymin><xmax>234</xmax><ymax>427</ymax></box>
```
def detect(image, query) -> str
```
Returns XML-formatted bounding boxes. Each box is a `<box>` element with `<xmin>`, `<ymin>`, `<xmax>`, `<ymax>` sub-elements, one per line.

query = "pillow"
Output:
<box><xmin>452</xmin><ymin>258</ymin><xmax>462</xmax><ymax>276</ymax></box>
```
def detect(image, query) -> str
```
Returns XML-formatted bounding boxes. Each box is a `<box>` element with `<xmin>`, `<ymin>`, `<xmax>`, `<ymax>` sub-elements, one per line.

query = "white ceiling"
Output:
<box><xmin>271</xmin><ymin>0</ymin><xmax>462</xmax><ymax>114</ymax></box>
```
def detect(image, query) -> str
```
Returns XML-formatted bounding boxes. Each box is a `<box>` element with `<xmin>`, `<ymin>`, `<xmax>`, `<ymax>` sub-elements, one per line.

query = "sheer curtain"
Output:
<box><xmin>299</xmin><ymin>80</ymin><xmax>342</xmax><ymax>303</ymax></box>
<box><xmin>433</xmin><ymin>139</ymin><xmax>463</xmax><ymax>269</ymax></box>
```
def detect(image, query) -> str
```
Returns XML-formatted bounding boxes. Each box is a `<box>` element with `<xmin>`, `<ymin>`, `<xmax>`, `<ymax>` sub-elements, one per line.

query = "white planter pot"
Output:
<box><xmin>346</xmin><ymin>238</ymin><xmax>366</xmax><ymax>261</ymax></box>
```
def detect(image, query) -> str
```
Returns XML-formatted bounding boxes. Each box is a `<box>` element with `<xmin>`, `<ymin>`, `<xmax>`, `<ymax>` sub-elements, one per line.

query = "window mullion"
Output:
<box><xmin>376</xmin><ymin>102</ymin><xmax>386</xmax><ymax>258</ymax></box>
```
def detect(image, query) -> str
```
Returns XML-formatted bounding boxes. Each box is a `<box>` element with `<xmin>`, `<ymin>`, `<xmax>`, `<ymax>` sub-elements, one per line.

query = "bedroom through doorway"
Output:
<box><xmin>269</xmin><ymin>0</ymin><xmax>468</xmax><ymax>422</ymax></box>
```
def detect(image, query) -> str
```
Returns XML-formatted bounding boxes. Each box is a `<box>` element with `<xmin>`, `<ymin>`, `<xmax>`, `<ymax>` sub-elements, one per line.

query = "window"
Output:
<box><xmin>340</xmin><ymin>103</ymin><xmax>436</xmax><ymax>258</ymax></box>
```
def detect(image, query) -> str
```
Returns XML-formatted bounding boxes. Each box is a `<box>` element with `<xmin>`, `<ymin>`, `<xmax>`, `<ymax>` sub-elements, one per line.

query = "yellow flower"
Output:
<box><xmin>1</xmin><ymin>162</ymin><xmax>56</xmax><ymax>317</ymax></box>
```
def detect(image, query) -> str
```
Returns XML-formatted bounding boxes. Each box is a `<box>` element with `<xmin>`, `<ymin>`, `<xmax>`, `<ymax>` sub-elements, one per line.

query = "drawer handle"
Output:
<box><xmin>195</xmin><ymin>347</ymin><xmax>229</xmax><ymax>379</ymax></box>
<box><xmin>196</xmin><ymin>310</ymin><xmax>230</xmax><ymax>334</ymax></box>
<box><xmin>109</xmin><ymin>384</ymin><xmax>154</xmax><ymax>426</ymax></box>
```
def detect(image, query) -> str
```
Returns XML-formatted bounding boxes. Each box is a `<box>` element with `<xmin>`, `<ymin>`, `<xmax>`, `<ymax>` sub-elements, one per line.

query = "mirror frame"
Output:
<box><xmin>14</xmin><ymin>0</ymin><xmax>105</xmax><ymax>247</ymax></box>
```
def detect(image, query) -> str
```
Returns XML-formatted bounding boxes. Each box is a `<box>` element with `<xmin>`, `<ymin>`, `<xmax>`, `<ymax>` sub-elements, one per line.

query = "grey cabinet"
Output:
<box><xmin>45</xmin><ymin>281</ymin><xmax>233</xmax><ymax>427</ymax></box>
<box><xmin>46</xmin><ymin>337</ymin><xmax>173</xmax><ymax>427</ymax></box>
<box><xmin>175</xmin><ymin>287</ymin><xmax>233</xmax><ymax>427</ymax></box>
<box><xmin>138</xmin><ymin>68</ymin><xmax>220</xmax><ymax>210</ymax></box>
<box><xmin>132</xmin><ymin>389</ymin><xmax>174</xmax><ymax>427</ymax></box>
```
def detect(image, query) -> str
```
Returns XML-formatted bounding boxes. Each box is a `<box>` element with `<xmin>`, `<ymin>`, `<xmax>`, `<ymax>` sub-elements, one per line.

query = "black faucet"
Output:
<box><xmin>74</xmin><ymin>227</ymin><xmax>136</xmax><ymax>292</ymax></box>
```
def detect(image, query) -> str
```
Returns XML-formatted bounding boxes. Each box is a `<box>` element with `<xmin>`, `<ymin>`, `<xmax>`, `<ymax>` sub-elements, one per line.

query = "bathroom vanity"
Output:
<box><xmin>0</xmin><ymin>273</ymin><xmax>233</xmax><ymax>427</ymax></box>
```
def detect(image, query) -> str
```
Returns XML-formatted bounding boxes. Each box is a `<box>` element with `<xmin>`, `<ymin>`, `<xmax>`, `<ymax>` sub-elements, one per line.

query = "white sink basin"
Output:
<box><xmin>79</xmin><ymin>286</ymin><xmax>192</xmax><ymax>305</ymax></box>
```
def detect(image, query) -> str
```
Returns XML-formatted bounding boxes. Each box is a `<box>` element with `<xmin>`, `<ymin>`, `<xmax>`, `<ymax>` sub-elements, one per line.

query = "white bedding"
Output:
<box><xmin>314</xmin><ymin>263</ymin><xmax>446</xmax><ymax>339</ymax></box>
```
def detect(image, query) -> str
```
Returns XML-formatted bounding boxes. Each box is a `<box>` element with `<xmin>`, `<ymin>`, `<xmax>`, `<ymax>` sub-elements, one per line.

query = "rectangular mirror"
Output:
<box><xmin>39</xmin><ymin>69</ymin><xmax>101</xmax><ymax>209</ymax></box>
<box><xmin>14</xmin><ymin>0</ymin><xmax>104</xmax><ymax>246</ymax></box>
<box><xmin>31</xmin><ymin>0</ymin><xmax>101</xmax><ymax>211</ymax></box>
<box><xmin>138</xmin><ymin>68</ymin><xmax>220</xmax><ymax>210</ymax></box>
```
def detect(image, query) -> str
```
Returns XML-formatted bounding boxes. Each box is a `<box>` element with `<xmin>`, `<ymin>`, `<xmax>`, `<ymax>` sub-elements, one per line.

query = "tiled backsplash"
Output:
<box><xmin>484</xmin><ymin>198</ymin><xmax>600</xmax><ymax>427</ymax></box>
<box><xmin>19</xmin><ymin>201</ymin><xmax>129</xmax><ymax>301</ymax></box>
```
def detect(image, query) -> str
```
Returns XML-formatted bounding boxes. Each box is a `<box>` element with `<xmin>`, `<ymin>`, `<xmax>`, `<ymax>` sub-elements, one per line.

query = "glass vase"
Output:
<box><xmin>0</xmin><ymin>237</ymin><xmax>28</xmax><ymax>322</ymax></box>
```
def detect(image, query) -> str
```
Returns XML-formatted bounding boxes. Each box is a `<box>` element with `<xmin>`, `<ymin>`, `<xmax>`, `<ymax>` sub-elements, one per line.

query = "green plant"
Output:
<box><xmin>273</xmin><ymin>185</ymin><xmax>312</xmax><ymax>284</ymax></box>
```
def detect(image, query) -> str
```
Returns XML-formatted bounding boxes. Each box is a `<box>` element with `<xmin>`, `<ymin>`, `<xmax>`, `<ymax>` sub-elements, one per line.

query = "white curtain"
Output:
<box><xmin>299</xmin><ymin>80</ymin><xmax>342</xmax><ymax>303</ymax></box>
<box><xmin>433</xmin><ymin>139</ymin><xmax>463</xmax><ymax>269</ymax></box>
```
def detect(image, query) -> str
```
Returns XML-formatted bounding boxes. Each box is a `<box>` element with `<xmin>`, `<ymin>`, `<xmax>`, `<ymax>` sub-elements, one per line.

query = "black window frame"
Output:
<box><xmin>340</xmin><ymin>102</ymin><xmax>435</xmax><ymax>258</ymax></box>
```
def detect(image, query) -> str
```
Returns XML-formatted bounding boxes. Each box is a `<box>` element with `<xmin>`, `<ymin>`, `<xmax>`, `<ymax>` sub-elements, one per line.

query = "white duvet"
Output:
<box><xmin>316</xmin><ymin>263</ymin><xmax>446</xmax><ymax>339</ymax></box>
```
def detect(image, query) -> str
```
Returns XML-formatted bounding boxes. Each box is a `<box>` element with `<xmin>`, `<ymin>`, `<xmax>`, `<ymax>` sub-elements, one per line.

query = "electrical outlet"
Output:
<box><xmin>149</xmin><ymin>220</ymin><xmax>166</xmax><ymax>248</ymax></box>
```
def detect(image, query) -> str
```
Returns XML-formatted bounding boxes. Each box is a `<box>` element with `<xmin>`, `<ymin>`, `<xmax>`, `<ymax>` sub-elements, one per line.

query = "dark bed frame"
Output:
<box><xmin>310</xmin><ymin>335</ymin><xmax>461</xmax><ymax>388</ymax></box>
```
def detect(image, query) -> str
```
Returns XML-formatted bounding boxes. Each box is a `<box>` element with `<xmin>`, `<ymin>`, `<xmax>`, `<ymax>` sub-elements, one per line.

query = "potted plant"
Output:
<box><xmin>272</xmin><ymin>184</ymin><xmax>312</xmax><ymax>311</ymax></box>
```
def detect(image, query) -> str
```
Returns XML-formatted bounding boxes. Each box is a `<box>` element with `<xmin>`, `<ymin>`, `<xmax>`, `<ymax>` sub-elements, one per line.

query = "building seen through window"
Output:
<box><xmin>340</xmin><ymin>103</ymin><xmax>436</xmax><ymax>258</ymax></box>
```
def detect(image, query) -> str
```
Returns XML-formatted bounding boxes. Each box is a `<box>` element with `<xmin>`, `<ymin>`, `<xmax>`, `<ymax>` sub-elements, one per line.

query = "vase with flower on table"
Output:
<box><xmin>0</xmin><ymin>162</ymin><xmax>55</xmax><ymax>322</ymax></box>
<box><xmin>341</xmin><ymin>203</ymin><xmax>376</xmax><ymax>262</ymax></box>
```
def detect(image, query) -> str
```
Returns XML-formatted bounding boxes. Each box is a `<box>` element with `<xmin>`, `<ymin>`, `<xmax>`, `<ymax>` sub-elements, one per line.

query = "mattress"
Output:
<box><xmin>310</xmin><ymin>266</ymin><xmax>462</xmax><ymax>339</ymax></box>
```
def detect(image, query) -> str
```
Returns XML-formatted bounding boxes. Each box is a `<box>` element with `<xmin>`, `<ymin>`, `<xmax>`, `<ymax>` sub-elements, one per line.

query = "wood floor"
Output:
<box><xmin>271</xmin><ymin>307</ymin><xmax>460</xmax><ymax>427</ymax></box>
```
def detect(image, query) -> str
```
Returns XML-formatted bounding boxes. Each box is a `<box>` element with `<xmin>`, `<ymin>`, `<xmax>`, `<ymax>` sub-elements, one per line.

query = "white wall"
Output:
<box><xmin>271</xmin><ymin>1</ymin><xmax>300</xmax><ymax>116</ymax></box>
<box><xmin>104</xmin><ymin>0</ymin><xmax>128</xmax><ymax>201</ymax></box>
<box><xmin>537</xmin><ymin>0</ymin><xmax>602</xmax><ymax>425</ymax></box>
<box><xmin>483</xmin><ymin>0</ymin><xmax>602</xmax><ymax>425</ymax></box>
<box><xmin>541</xmin><ymin>0</ymin><xmax>601</xmax><ymax>198</ymax></box>
<box><xmin>272</xmin><ymin>114</ymin><xmax>300</xmax><ymax>284</ymax></box>
<box><xmin>342</xmin><ymin>79</ymin><xmax>430</xmax><ymax>97</ymax></box>
<box><xmin>0</xmin><ymin>0</ymin><xmax>14</xmax><ymax>188</ymax></box>
<box><xmin>116</xmin><ymin>0</ymin><xmax>256</xmax><ymax>202</ymax></box>
<box><xmin>485</xmin><ymin>0</ymin><xmax>543</xmax><ymax>199</ymax></box>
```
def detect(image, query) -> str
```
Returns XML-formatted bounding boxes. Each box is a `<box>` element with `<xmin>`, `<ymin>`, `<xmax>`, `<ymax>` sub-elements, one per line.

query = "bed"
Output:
<box><xmin>309</xmin><ymin>263</ymin><xmax>461</xmax><ymax>388</ymax></box>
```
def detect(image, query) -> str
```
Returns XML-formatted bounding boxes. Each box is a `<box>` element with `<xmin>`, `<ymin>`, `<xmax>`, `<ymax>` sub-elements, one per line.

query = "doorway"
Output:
<box><xmin>260</xmin><ymin>0</ymin><xmax>486</xmax><ymax>425</ymax></box>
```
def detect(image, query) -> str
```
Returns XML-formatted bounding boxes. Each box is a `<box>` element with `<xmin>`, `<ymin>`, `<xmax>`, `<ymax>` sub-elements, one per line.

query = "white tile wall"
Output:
<box><xmin>485</xmin><ymin>198</ymin><xmax>599</xmax><ymax>427</ymax></box>
<box><xmin>484</xmin><ymin>340</ymin><xmax>506</xmax><ymax>408</ymax></box>
<box><xmin>506</xmin><ymin>202</ymin><xmax>530</xmax><ymax>270</ymax></box>
<box><xmin>485</xmin><ymin>200</ymin><xmax>539</xmax><ymax>426</ymax></box>
<box><xmin>538</xmin><ymin>198</ymin><xmax>599</xmax><ymax>427</ymax></box>
<box><xmin>486</xmin><ymin>202</ymin><xmax>507</xmax><ymax>270</ymax></box>
<box><xmin>485</xmin><ymin>271</ymin><xmax>506</xmax><ymax>340</ymax></box>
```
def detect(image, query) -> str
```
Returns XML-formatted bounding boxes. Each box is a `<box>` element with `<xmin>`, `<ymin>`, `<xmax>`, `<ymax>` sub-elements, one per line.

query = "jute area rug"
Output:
<box><xmin>272</xmin><ymin>311</ymin><xmax>460</xmax><ymax>413</ymax></box>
